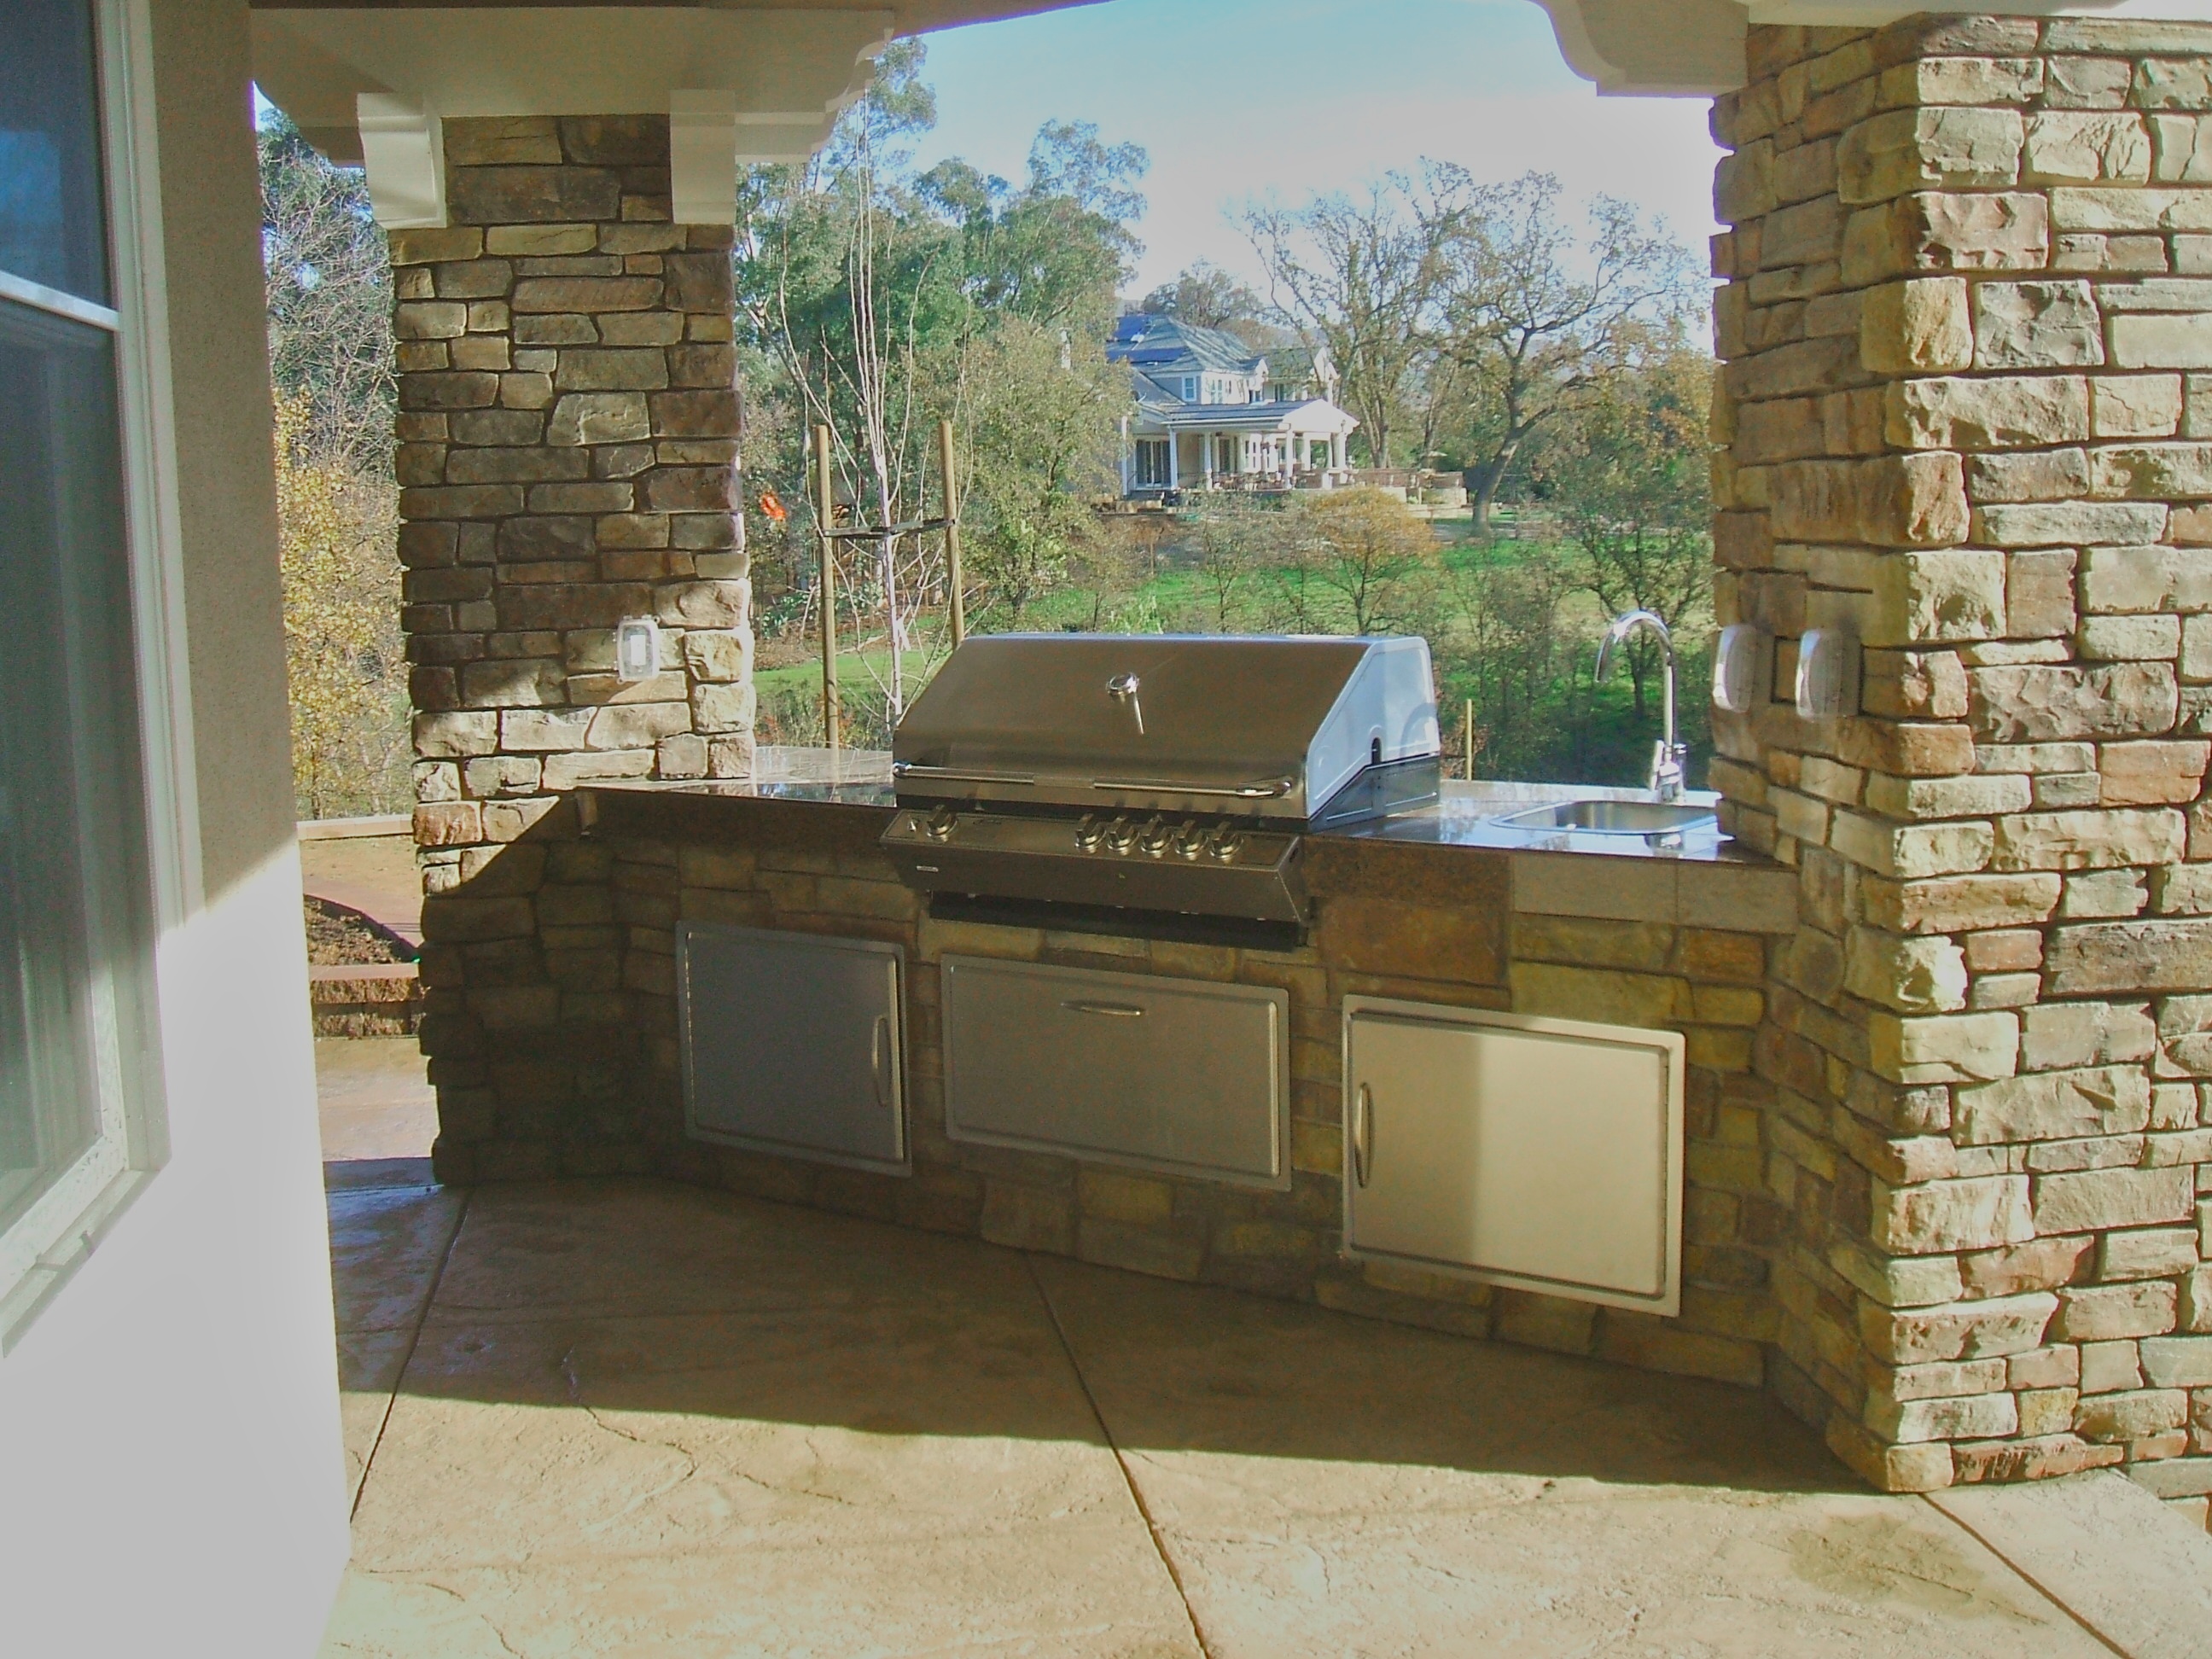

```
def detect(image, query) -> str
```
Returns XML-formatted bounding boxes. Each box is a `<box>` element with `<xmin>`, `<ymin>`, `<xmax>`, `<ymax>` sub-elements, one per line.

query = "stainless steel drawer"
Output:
<box><xmin>941</xmin><ymin>956</ymin><xmax>1289</xmax><ymax>1188</ymax></box>
<box><xmin>678</xmin><ymin>924</ymin><xmax>907</xmax><ymax>1175</ymax></box>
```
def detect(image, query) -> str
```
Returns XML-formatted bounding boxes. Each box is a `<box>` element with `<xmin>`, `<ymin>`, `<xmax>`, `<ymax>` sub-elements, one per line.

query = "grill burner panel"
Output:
<box><xmin>882</xmin><ymin>807</ymin><xmax>1308</xmax><ymax>923</ymax></box>
<box><xmin>881</xmin><ymin>633</ymin><xmax>1441</xmax><ymax>928</ymax></box>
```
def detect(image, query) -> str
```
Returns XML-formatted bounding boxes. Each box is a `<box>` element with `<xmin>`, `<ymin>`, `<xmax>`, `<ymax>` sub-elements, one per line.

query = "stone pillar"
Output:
<box><xmin>398</xmin><ymin>116</ymin><xmax>750</xmax><ymax>1184</ymax></box>
<box><xmin>396</xmin><ymin>113</ymin><xmax>753</xmax><ymax>886</ymax></box>
<box><xmin>1714</xmin><ymin>16</ymin><xmax>2212</xmax><ymax>1498</ymax></box>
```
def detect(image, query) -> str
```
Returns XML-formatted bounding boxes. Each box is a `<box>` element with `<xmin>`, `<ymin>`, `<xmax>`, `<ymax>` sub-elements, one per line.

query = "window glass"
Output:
<box><xmin>0</xmin><ymin>0</ymin><xmax>110</xmax><ymax>304</ymax></box>
<box><xmin>0</xmin><ymin>299</ymin><xmax>154</xmax><ymax>1232</ymax></box>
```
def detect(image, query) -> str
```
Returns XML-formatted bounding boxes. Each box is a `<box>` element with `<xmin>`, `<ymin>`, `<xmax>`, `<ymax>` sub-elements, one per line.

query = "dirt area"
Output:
<box><xmin>306</xmin><ymin>897</ymin><xmax>416</xmax><ymax>966</ymax></box>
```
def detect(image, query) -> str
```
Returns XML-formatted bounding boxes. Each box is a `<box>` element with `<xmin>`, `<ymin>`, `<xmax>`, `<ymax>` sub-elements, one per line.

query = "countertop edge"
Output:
<box><xmin>577</xmin><ymin>779</ymin><xmax>1801</xmax><ymax>936</ymax></box>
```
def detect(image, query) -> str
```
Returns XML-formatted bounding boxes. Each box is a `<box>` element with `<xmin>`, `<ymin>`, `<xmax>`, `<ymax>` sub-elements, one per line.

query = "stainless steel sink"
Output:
<box><xmin>1489</xmin><ymin>800</ymin><xmax>1718</xmax><ymax>836</ymax></box>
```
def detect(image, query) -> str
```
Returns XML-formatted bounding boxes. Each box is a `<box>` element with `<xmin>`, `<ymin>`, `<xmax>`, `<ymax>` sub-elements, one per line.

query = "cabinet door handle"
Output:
<box><xmin>1062</xmin><ymin>999</ymin><xmax>1146</xmax><ymax>1019</ymax></box>
<box><xmin>870</xmin><ymin>1015</ymin><xmax>893</xmax><ymax>1109</ymax></box>
<box><xmin>1352</xmin><ymin>1084</ymin><xmax>1372</xmax><ymax>1189</ymax></box>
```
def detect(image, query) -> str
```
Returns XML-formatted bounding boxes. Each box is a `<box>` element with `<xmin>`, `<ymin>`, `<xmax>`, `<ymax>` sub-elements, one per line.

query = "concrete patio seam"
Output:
<box><xmin>1024</xmin><ymin>1249</ymin><xmax>1217</xmax><ymax>1659</ymax></box>
<box><xmin>1913</xmin><ymin>1493</ymin><xmax>2136</xmax><ymax>1659</ymax></box>
<box><xmin>350</xmin><ymin>1185</ymin><xmax>471</xmax><ymax>1526</ymax></box>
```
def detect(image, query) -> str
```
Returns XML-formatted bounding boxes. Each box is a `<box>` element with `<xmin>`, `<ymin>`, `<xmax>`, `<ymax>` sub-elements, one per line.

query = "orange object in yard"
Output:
<box><xmin>757</xmin><ymin>488</ymin><xmax>788</xmax><ymax>524</ymax></box>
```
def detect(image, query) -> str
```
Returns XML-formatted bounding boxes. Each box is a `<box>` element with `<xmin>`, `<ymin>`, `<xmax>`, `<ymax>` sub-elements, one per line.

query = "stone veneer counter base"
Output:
<box><xmin>420</xmin><ymin>776</ymin><xmax>1817</xmax><ymax>1451</ymax></box>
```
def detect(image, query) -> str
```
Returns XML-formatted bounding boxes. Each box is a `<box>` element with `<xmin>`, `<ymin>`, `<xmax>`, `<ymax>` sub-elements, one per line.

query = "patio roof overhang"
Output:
<box><xmin>247</xmin><ymin>1</ymin><xmax>1104</xmax><ymax>226</ymax></box>
<box><xmin>247</xmin><ymin>2</ymin><xmax>2212</xmax><ymax>228</ymax></box>
<box><xmin>1538</xmin><ymin>1</ymin><xmax>2212</xmax><ymax>96</ymax></box>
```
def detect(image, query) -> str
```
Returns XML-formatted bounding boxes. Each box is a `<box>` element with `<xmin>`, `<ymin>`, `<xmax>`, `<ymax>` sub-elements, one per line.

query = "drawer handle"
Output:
<box><xmin>1352</xmin><ymin>1084</ymin><xmax>1372</xmax><ymax>1189</ymax></box>
<box><xmin>870</xmin><ymin>1016</ymin><xmax>892</xmax><ymax>1109</ymax></box>
<box><xmin>1062</xmin><ymin>999</ymin><xmax>1147</xmax><ymax>1019</ymax></box>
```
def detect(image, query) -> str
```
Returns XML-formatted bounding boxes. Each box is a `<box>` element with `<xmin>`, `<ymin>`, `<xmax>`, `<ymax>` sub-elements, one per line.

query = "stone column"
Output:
<box><xmin>397</xmin><ymin>113</ymin><xmax>753</xmax><ymax>885</ymax></box>
<box><xmin>397</xmin><ymin>115</ymin><xmax>750</xmax><ymax>1183</ymax></box>
<box><xmin>1714</xmin><ymin>17</ymin><xmax>2212</xmax><ymax>1499</ymax></box>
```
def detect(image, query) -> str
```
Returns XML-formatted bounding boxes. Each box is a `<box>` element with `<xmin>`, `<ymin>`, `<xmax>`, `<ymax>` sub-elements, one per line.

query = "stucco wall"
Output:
<box><xmin>0</xmin><ymin>1</ymin><xmax>350</xmax><ymax>1651</ymax></box>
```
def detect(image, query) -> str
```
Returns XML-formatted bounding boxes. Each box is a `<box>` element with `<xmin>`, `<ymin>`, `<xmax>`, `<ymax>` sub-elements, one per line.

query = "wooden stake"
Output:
<box><xmin>814</xmin><ymin>424</ymin><xmax>840</xmax><ymax>752</ymax></box>
<box><xmin>939</xmin><ymin>417</ymin><xmax>965</xmax><ymax>648</ymax></box>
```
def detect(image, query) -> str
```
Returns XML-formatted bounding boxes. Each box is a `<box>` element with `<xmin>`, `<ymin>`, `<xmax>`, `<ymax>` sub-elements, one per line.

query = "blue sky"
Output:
<box><xmin>911</xmin><ymin>0</ymin><xmax>1725</xmax><ymax>296</ymax></box>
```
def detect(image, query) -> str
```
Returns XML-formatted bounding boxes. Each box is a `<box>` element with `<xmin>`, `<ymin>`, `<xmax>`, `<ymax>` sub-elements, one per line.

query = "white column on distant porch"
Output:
<box><xmin>1119</xmin><ymin>415</ymin><xmax>1132</xmax><ymax>494</ymax></box>
<box><xmin>1166</xmin><ymin>428</ymin><xmax>1179</xmax><ymax>489</ymax></box>
<box><xmin>1330</xmin><ymin>430</ymin><xmax>1346</xmax><ymax>474</ymax></box>
<box><xmin>1201</xmin><ymin>432</ymin><xmax>1214</xmax><ymax>489</ymax></box>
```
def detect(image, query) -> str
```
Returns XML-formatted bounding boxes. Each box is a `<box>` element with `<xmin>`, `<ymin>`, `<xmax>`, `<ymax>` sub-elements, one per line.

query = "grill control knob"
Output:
<box><xmin>1106</xmin><ymin>816</ymin><xmax>1138</xmax><ymax>854</ymax></box>
<box><xmin>1138</xmin><ymin>816</ymin><xmax>1172</xmax><ymax>858</ymax></box>
<box><xmin>923</xmin><ymin>806</ymin><xmax>958</xmax><ymax>842</ymax></box>
<box><xmin>1173</xmin><ymin>822</ymin><xmax>1208</xmax><ymax>860</ymax></box>
<box><xmin>1074</xmin><ymin>814</ymin><xmax>1105</xmax><ymax>851</ymax></box>
<box><xmin>1210</xmin><ymin>830</ymin><xmax>1245</xmax><ymax>864</ymax></box>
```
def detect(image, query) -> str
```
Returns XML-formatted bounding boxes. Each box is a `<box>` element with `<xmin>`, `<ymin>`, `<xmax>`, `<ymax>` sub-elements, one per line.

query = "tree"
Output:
<box><xmin>1186</xmin><ymin>496</ymin><xmax>1270</xmax><ymax>631</ymax></box>
<box><xmin>1139</xmin><ymin>261</ymin><xmax>1266</xmax><ymax>330</ymax></box>
<box><xmin>1240</xmin><ymin>172</ymin><xmax>1461</xmax><ymax>469</ymax></box>
<box><xmin>260</xmin><ymin>111</ymin><xmax>408</xmax><ymax>816</ymax></box>
<box><xmin>1544</xmin><ymin>333</ymin><xmax>1715</xmax><ymax>717</ymax></box>
<box><xmin>961</xmin><ymin>318</ymin><xmax>1129</xmax><ymax>627</ymax></box>
<box><xmin>735</xmin><ymin>43</ymin><xmax>1146</xmax><ymax>716</ymax></box>
<box><xmin>1440</xmin><ymin>544</ymin><xmax>1580</xmax><ymax>779</ymax></box>
<box><xmin>274</xmin><ymin>395</ymin><xmax>406</xmax><ymax>818</ymax></box>
<box><xmin>261</xmin><ymin>110</ymin><xmax>395</xmax><ymax>474</ymax></box>
<box><xmin>1294</xmin><ymin>486</ymin><xmax>1438</xmax><ymax>634</ymax></box>
<box><xmin>1431</xmin><ymin>170</ymin><xmax>1698</xmax><ymax>533</ymax></box>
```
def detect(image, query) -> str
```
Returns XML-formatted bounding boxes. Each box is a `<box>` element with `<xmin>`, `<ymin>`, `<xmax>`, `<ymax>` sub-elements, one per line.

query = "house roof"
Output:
<box><xmin>1109</xmin><ymin>314</ymin><xmax>1268</xmax><ymax>377</ymax></box>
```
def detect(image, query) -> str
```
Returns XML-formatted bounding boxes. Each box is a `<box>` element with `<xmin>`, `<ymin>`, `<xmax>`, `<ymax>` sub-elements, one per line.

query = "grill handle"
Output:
<box><xmin>894</xmin><ymin>763</ymin><xmax>1038</xmax><ymax>787</ymax></box>
<box><xmin>1089</xmin><ymin>777</ymin><xmax>1295</xmax><ymax>800</ymax></box>
<box><xmin>1352</xmin><ymin>1084</ymin><xmax>1373</xmax><ymax>1188</ymax></box>
<box><xmin>1062</xmin><ymin>999</ymin><xmax>1147</xmax><ymax>1020</ymax></box>
<box><xmin>870</xmin><ymin>1016</ymin><xmax>893</xmax><ymax>1109</ymax></box>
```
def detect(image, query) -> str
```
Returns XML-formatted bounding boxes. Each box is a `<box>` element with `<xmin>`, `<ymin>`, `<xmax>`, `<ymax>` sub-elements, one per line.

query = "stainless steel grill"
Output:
<box><xmin>880</xmin><ymin>634</ymin><xmax>1440</xmax><ymax>928</ymax></box>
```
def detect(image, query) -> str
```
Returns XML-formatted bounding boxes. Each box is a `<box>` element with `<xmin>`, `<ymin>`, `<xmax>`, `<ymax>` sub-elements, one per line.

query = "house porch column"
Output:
<box><xmin>1712</xmin><ymin>15</ymin><xmax>2212</xmax><ymax>1497</ymax></box>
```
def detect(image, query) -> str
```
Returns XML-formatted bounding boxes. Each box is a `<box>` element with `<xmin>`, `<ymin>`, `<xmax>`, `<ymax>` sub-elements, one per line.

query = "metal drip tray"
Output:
<box><xmin>1490</xmin><ymin>800</ymin><xmax>1718</xmax><ymax>836</ymax></box>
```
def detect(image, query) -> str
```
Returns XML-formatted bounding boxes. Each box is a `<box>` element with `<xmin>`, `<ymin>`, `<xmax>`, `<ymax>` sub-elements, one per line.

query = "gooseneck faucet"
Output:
<box><xmin>1597</xmin><ymin>610</ymin><xmax>1687</xmax><ymax>804</ymax></box>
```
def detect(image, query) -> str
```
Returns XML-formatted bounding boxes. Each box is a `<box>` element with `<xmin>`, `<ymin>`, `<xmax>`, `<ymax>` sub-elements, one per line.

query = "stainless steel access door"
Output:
<box><xmin>678</xmin><ymin>924</ymin><xmax>907</xmax><ymax>1175</ymax></box>
<box><xmin>941</xmin><ymin>956</ymin><xmax>1289</xmax><ymax>1188</ymax></box>
<box><xmin>1344</xmin><ymin>998</ymin><xmax>1683</xmax><ymax>1316</ymax></box>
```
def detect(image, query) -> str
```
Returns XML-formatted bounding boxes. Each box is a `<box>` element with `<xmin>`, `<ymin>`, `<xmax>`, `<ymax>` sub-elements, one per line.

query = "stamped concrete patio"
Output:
<box><xmin>316</xmin><ymin>1144</ymin><xmax>2212</xmax><ymax>1656</ymax></box>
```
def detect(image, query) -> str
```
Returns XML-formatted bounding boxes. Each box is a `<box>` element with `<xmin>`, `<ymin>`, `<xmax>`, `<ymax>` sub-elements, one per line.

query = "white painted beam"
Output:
<box><xmin>254</xmin><ymin>7</ymin><xmax>895</xmax><ymax>222</ymax></box>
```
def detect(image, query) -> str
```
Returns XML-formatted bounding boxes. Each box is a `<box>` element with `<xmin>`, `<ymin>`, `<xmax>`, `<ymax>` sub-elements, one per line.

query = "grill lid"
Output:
<box><xmin>892</xmin><ymin>634</ymin><xmax>1439</xmax><ymax>820</ymax></box>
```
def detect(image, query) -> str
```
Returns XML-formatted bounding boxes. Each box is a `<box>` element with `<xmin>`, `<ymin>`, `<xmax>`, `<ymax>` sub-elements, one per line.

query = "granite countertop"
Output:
<box><xmin>585</xmin><ymin>750</ymin><xmax>1762</xmax><ymax>866</ymax></box>
<box><xmin>579</xmin><ymin>749</ymin><xmax>1796</xmax><ymax>932</ymax></box>
<box><xmin>587</xmin><ymin>746</ymin><xmax>899</xmax><ymax>808</ymax></box>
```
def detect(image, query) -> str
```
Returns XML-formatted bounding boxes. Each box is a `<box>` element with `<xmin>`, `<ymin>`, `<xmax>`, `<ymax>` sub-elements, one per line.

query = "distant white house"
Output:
<box><xmin>1109</xmin><ymin>314</ymin><xmax>1359</xmax><ymax>497</ymax></box>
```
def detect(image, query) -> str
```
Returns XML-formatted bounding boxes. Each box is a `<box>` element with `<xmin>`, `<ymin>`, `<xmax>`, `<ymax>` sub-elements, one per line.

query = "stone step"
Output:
<box><xmin>310</xmin><ymin>961</ymin><xmax>423</xmax><ymax>1039</ymax></box>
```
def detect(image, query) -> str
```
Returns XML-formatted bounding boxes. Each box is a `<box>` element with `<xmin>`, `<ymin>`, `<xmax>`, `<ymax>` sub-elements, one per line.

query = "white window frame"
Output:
<box><xmin>0</xmin><ymin>0</ymin><xmax>195</xmax><ymax>1349</ymax></box>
